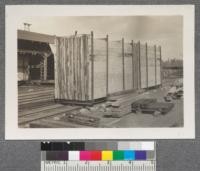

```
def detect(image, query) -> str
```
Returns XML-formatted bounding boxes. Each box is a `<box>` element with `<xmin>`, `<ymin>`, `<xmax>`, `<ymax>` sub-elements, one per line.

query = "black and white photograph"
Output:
<box><xmin>5</xmin><ymin>5</ymin><xmax>195</xmax><ymax>139</ymax></box>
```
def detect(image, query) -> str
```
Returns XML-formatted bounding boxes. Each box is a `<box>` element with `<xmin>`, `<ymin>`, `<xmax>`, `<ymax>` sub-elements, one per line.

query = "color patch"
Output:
<box><xmin>113</xmin><ymin>151</ymin><xmax>124</xmax><ymax>160</ymax></box>
<box><xmin>80</xmin><ymin>151</ymin><xmax>91</xmax><ymax>160</ymax></box>
<box><xmin>135</xmin><ymin>151</ymin><xmax>146</xmax><ymax>160</ymax></box>
<box><xmin>91</xmin><ymin>151</ymin><xmax>102</xmax><ymax>160</ymax></box>
<box><xmin>118</xmin><ymin>142</ymin><xmax>130</xmax><ymax>150</ymax></box>
<box><xmin>102</xmin><ymin>151</ymin><xmax>113</xmax><ymax>160</ymax></box>
<box><xmin>56</xmin><ymin>151</ymin><xmax>68</xmax><ymax>160</ymax></box>
<box><xmin>141</xmin><ymin>142</ymin><xmax>154</xmax><ymax>150</ymax></box>
<box><xmin>68</xmin><ymin>151</ymin><xmax>80</xmax><ymax>160</ymax></box>
<box><xmin>124</xmin><ymin>150</ymin><xmax>135</xmax><ymax>160</ymax></box>
<box><xmin>147</xmin><ymin>151</ymin><xmax>155</xmax><ymax>160</ymax></box>
<box><xmin>46</xmin><ymin>151</ymin><xmax>58</xmax><ymax>160</ymax></box>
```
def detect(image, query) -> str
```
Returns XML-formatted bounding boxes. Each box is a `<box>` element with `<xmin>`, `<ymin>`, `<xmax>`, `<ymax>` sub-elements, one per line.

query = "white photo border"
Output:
<box><xmin>5</xmin><ymin>5</ymin><xmax>195</xmax><ymax>139</ymax></box>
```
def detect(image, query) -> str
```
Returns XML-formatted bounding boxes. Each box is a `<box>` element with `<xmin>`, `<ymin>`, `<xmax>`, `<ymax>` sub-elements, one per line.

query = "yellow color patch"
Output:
<box><xmin>102</xmin><ymin>151</ymin><xmax>113</xmax><ymax>160</ymax></box>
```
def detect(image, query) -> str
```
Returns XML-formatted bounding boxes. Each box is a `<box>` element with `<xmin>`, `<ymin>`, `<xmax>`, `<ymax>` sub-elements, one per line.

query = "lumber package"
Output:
<box><xmin>104</xmin><ymin>92</ymin><xmax>150</xmax><ymax>118</ymax></box>
<box><xmin>54</xmin><ymin>32</ymin><xmax>162</xmax><ymax>105</ymax></box>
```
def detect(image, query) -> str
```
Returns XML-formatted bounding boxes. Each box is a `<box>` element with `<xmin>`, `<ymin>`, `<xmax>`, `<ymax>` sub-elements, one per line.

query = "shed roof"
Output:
<box><xmin>18</xmin><ymin>30</ymin><xmax>55</xmax><ymax>44</ymax></box>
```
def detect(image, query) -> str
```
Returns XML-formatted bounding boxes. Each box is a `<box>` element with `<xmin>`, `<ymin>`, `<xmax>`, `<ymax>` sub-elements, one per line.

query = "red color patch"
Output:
<box><xmin>90</xmin><ymin>151</ymin><xmax>102</xmax><ymax>160</ymax></box>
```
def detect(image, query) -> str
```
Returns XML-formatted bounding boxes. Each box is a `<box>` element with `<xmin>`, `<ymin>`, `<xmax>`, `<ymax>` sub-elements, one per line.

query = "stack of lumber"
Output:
<box><xmin>54</xmin><ymin>35</ymin><xmax>91</xmax><ymax>101</ymax></box>
<box><xmin>104</xmin><ymin>92</ymin><xmax>149</xmax><ymax>118</ymax></box>
<box><xmin>18</xmin><ymin>86</ymin><xmax>54</xmax><ymax>111</ymax></box>
<box><xmin>54</xmin><ymin>33</ymin><xmax>162</xmax><ymax>104</ymax></box>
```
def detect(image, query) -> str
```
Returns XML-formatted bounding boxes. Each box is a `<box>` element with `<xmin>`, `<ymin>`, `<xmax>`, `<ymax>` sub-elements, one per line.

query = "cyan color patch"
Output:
<box><xmin>124</xmin><ymin>150</ymin><xmax>135</xmax><ymax>160</ymax></box>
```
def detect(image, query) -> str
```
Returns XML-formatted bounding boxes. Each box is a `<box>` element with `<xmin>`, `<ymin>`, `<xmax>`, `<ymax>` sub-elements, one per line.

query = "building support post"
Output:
<box><xmin>43</xmin><ymin>55</ymin><xmax>48</xmax><ymax>81</ymax></box>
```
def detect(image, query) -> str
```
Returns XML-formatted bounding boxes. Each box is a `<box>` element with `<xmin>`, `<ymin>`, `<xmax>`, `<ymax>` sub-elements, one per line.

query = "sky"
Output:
<box><xmin>18</xmin><ymin>16</ymin><xmax>183</xmax><ymax>60</ymax></box>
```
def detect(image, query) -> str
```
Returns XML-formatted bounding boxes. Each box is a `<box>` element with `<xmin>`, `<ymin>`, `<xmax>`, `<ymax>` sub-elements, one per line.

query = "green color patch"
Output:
<box><xmin>113</xmin><ymin>151</ymin><xmax>124</xmax><ymax>160</ymax></box>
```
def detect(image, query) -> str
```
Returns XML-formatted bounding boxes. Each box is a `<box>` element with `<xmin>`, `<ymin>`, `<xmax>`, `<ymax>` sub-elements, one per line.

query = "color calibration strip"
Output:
<box><xmin>42</xmin><ymin>150</ymin><xmax>153</xmax><ymax>161</ymax></box>
<box><xmin>41</xmin><ymin>141</ymin><xmax>156</xmax><ymax>171</ymax></box>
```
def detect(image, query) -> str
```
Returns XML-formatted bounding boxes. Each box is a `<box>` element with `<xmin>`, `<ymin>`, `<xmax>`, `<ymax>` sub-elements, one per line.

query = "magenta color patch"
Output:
<box><xmin>80</xmin><ymin>151</ymin><xmax>91</xmax><ymax>160</ymax></box>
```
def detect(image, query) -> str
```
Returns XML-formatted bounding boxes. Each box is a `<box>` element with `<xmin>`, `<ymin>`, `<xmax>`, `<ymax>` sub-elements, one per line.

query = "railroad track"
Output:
<box><xmin>19</xmin><ymin>104</ymin><xmax>81</xmax><ymax>125</ymax></box>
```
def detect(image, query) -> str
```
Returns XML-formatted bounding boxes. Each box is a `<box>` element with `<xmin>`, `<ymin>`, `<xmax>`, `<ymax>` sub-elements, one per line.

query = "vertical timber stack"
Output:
<box><xmin>54</xmin><ymin>34</ymin><xmax>92</xmax><ymax>103</ymax></box>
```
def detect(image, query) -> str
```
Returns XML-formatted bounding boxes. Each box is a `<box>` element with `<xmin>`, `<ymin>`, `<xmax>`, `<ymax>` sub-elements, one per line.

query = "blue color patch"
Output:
<box><xmin>135</xmin><ymin>151</ymin><xmax>146</xmax><ymax>160</ymax></box>
<box><xmin>124</xmin><ymin>150</ymin><xmax>135</xmax><ymax>160</ymax></box>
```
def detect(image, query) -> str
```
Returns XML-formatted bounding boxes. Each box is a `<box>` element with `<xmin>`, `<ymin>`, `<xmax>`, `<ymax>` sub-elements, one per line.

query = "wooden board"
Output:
<box><xmin>124</xmin><ymin>43</ymin><xmax>133</xmax><ymax>90</ymax></box>
<box><xmin>147</xmin><ymin>45</ymin><xmax>156</xmax><ymax>87</ymax></box>
<box><xmin>108</xmin><ymin>41</ymin><xmax>123</xmax><ymax>94</ymax></box>
<box><xmin>140</xmin><ymin>44</ymin><xmax>147</xmax><ymax>89</ymax></box>
<box><xmin>93</xmin><ymin>39</ymin><xmax>107</xmax><ymax>99</ymax></box>
<box><xmin>156</xmin><ymin>46</ymin><xmax>161</xmax><ymax>85</ymax></box>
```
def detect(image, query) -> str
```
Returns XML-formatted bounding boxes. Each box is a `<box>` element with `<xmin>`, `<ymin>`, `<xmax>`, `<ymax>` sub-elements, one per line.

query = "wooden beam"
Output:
<box><xmin>91</xmin><ymin>31</ymin><xmax>94</xmax><ymax>100</ymax></box>
<box><xmin>18</xmin><ymin>30</ymin><xmax>55</xmax><ymax>44</ymax></box>
<box><xmin>159</xmin><ymin>46</ymin><xmax>162</xmax><ymax>85</ymax></box>
<box><xmin>154</xmin><ymin>45</ymin><xmax>157</xmax><ymax>85</ymax></box>
<box><xmin>106</xmin><ymin>35</ymin><xmax>109</xmax><ymax>96</ymax></box>
<box><xmin>18</xmin><ymin>49</ymin><xmax>51</xmax><ymax>56</ymax></box>
<box><xmin>122</xmin><ymin>38</ymin><xmax>125</xmax><ymax>90</ymax></box>
<box><xmin>145</xmin><ymin>42</ymin><xmax>148</xmax><ymax>88</ymax></box>
<box><xmin>138</xmin><ymin>41</ymin><xmax>141</xmax><ymax>89</ymax></box>
<box><xmin>131</xmin><ymin>40</ymin><xmax>134</xmax><ymax>89</ymax></box>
